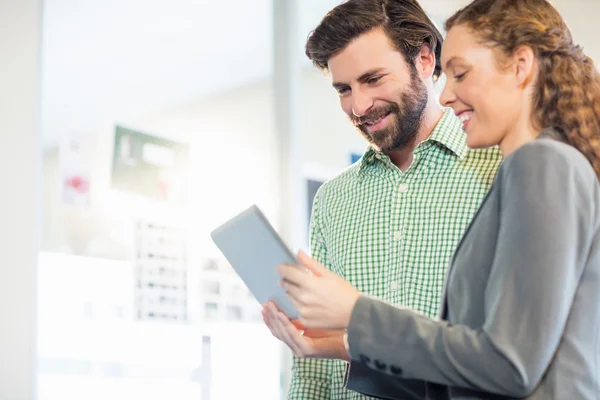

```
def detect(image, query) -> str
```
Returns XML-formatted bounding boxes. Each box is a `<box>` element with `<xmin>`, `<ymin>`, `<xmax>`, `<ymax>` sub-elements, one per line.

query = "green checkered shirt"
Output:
<box><xmin>287</xmin><ymin>109</ymin><xmax>502</xmax><ymax>400</ymax></box>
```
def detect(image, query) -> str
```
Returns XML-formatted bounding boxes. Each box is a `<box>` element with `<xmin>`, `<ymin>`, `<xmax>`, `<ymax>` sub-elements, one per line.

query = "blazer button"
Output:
<box><xmin>390</xmin><ymin>365</ymin><xmax>403</xmax><ymax>375</ymax></box>
<box><xmin>374</xmin><ymin>360</ymin><xmax>387</xmax><ymax>371</ymax></box>
<box><xmin>359</xmin><ymin>354</ymin><xmax>371</xmax><ymax>364</ymax></box>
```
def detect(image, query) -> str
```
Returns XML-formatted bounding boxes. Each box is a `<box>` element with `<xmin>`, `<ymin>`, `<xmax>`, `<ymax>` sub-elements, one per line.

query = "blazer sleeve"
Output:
<box><xmin>344</xmin><ymin>357</ymin><xmax>428</xmax><ymax>399</ymax></box>
<box><xmin>344</xmin><ymin>142</ymin><xmax>598</xmax><ymax>399</ymax></box>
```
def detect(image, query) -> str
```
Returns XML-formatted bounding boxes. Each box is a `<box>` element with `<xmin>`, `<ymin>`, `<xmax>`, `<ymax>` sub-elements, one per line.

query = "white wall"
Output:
<box><xmin>0</xmin><ymin>0</ymin><xmax>41</xmax><ymax>398</ymax></box>
<box><xmin>40</xmin><ymin>0</ymin><xmax>273</xmax><ymax>149</ymax></box>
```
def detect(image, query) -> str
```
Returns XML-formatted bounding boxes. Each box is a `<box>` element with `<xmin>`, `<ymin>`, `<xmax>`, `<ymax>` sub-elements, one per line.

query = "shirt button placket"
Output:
<box><xmin>395</xmin><ymin>179</ymin><xmax>410</xmax><ymax>303</ymax></box>
<box><xmin>389</xmin><ymin>176</ymin><xmax>403</xmax><ymax>301</ymax></box>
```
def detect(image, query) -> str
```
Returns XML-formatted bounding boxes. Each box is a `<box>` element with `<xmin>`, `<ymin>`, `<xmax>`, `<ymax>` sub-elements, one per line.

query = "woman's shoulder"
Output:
<box><xmin>502</xmin><ymin>136</ymin><xmax>597</xmax><ymax>185</ymax></box>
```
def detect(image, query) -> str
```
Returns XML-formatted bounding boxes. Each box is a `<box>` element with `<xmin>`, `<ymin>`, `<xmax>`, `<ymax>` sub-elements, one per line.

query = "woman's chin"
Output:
<box><xmin>466</xmin><ymin>130</ymin><xmax>490</xmax><ymax>149</ymax></box>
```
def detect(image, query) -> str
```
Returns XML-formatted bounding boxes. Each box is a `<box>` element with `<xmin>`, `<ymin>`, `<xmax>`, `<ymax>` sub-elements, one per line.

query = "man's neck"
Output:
<box><xmin>385</xmin><ymin>104</ymin><xmax>445</xmax><ymax>172</ymax></box>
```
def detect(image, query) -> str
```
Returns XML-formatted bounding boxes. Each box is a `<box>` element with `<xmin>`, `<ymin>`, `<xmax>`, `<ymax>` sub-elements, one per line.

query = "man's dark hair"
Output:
<box><xmin>305</xmin><ymin>0</ymin><xmax>443</xmax><ymax>80</ymax></box>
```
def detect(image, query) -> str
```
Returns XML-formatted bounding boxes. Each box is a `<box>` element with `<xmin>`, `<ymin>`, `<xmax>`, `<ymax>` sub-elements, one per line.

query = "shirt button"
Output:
<box><xmin>398</xmin><ymin>183</ymin><xmax>409</xmax><ymax>193</ymax></box>
<box><xmin>390</xmin><ymin>281</ymin><xmax>398</xmax><ymax>290</ymax></box>
<box><xmin>394</xmin><ymin>231</ymin><xmax>402</xmax><ymax>241</ymax></box>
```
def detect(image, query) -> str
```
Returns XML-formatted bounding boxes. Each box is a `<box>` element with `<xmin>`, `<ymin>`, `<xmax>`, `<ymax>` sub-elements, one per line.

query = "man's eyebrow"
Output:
<box><xmin>332</xmin><ymin>81</ymin><xmax>349</xmax><ymax>90</ymax></box>
<box><xmin>332</xmin><ymin>68</ymin><xmax>387</xmax><ymax>89</ymax></box>
<box><xmin>357</xmin><ymin>68</ymin><xmax>386</xmax><ymax>82</ymax></box>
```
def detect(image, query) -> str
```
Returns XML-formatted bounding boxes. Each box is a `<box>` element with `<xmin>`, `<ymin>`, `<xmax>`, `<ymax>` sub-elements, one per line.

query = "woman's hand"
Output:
<box><xmin>278</xmin><ymin>250</ymin><xmax>360</xmax><ymax>330</ymax></box>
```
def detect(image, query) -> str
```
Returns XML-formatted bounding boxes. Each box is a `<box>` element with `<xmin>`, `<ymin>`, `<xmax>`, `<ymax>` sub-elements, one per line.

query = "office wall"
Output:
<box><xmin>0</xmin><ymin>0</ymin><xmax>41</xmax><ymax>398</ymax></box>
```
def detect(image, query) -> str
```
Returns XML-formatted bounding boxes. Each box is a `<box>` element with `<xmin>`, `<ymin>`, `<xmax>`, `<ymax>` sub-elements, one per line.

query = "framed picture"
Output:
<box><xmin>112</xmin><ymin>125</ymin><xmax>189</xmax><ymax>203</ymax></box>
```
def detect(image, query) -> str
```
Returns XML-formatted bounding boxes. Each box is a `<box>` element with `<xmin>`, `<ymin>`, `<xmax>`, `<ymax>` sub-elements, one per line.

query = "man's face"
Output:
<box><xmin>328</xmin><ymin>27</ymin><xmax>428</xmax><ymax>152</ymax></box>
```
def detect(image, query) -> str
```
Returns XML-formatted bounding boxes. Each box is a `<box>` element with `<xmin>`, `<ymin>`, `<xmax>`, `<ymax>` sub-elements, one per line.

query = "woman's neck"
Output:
<box><xmin>499</xmin><ymin>119</ymin><xmax>540</xmax><ymax>158</ymax></box>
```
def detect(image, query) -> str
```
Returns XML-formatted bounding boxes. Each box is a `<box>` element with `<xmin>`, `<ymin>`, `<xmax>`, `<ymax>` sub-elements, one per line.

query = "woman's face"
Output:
<box><xmin>440</xmin><ymin>24</ymin><xmax>528</xmax><ymax>150</ymax></box>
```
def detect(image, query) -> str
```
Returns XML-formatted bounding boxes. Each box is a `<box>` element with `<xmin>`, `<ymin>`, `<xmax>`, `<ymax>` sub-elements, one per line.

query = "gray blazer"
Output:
<box><xmin>343</xmin><ymin>136</ymin><xmax>600</xmax><ymax>399</ymax></box>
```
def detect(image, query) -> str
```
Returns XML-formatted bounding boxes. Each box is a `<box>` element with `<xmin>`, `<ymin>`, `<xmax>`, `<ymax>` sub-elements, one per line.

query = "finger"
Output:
<box><xmin>268</xmin><ymin>305</ymin><xmax>285</xmax><ymax>327</ymax></box>
<box><xmin>268</xmin><ymin>310</ymin><xmax>286</xmax><ymax>339</ymax></box>
<box><xmin>275</xmin><ymin>312</ymin><xmax>304</xmax><ymax>356</ymax></box>
<box><xmin>283</xmin><ymin>280</ymin><xmax>306</xmax><ymax>306</ymax></box>
<box><xmin>283</xmin><ymin>287</ymin><xmax>311</xmax><ymax>328</ymax></box>
<box><xmin>278</xmin><ymin>264</ymin><xmax>312</xmax><ymax>286</ymax></box>
<box><xmin>277</xmin><ymin>311</ymin><xmax>308</xmax><ymax>355</ymax></box>
<box><xmin>264</xmin><ymin>306</ymin><xmax>283</xmax><ymax>330</ymax></box>
<box><xmin>263</xmin><ymin>301</ymin><xmax>280</xmax><ymax>316</ymax></box>
<box><xmin>297</xmin><ymin>250</ymin><xmax>330</xmax><ymax>277</ymax></box>
<box><xmin>265</xmin><ymin>301</ymin><xmax>288</xmax><ymax>326</ymax></box>
<box><xmin>280</xmin><ymin>313</ymin><xmax>312</xmax><ymax>355</ymax></box>
<box><xmin>262</xmin><ymin>310</ymin><xmax>281</xmax><ymax>338</ymax></box>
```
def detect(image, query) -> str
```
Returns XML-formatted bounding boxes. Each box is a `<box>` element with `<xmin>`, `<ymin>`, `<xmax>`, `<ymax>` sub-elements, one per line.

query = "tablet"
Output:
<box><xmin>210</xmin><ymin>205</ymin><xmax>300</xmax><ymax>319</ymax></box>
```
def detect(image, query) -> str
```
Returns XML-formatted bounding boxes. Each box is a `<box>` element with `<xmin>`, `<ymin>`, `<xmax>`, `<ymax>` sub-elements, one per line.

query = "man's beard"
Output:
<box><xmin>352</xmin><ymin>72</ymin><xmax>428</xmax><ymax>152</ymax></box>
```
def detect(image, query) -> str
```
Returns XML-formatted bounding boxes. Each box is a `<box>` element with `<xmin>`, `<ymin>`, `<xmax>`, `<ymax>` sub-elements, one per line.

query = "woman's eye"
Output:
<box><xmin>454</xmin><ymin>72</ymin><xmax>467</xmax><ymax>81</ymax></box>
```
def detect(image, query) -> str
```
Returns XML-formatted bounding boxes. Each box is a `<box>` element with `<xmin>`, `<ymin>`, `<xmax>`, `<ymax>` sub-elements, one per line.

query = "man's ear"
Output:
<box><xmin>415</xmin><ymin>43</ymin><xmax>436</xmax><ymax>79</ymax></box>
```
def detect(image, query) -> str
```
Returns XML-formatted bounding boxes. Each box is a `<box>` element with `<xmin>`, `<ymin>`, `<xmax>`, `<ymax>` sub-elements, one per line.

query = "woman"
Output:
<box><xmin>263</xmin><ymin>0</ymin><xmax>600</xmax><ymax>399</ymax></box>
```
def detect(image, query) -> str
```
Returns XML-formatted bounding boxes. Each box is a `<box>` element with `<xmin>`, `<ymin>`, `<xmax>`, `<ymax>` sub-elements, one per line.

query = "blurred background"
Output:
<box><xmin>1</xmin><ymin>0</ymin><xmax>599</xmax><ymax>399</ymax></box>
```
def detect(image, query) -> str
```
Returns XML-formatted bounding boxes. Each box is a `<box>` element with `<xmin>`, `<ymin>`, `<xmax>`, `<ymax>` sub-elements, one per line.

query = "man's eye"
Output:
<box><xmin>337</xmin><ymin>87</ymin><xmax>350</xmax><ymax>95</ymax></box>
<box><xmin>367</xmin><ymin>76</ymin><xmax>381</xmax><ymax>84</ymax></box>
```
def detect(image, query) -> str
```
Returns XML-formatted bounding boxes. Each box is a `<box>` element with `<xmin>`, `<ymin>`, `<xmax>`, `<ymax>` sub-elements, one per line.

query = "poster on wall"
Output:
<box><xmin>112</xmin><ymin>125</ymin><xmax>189</xmax><ymax>203</ymax></box>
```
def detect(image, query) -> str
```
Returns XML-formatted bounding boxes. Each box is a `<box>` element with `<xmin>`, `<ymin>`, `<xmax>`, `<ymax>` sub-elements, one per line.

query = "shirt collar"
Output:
<box><xmin>357</xmin><ymin>108</ymin><xmax>468</xmax><ymax>173</ymax></box>
<box><xmin>424</xmin><ymin>108</ymin><xmax>468</xmax><ymax>159</ymax></box>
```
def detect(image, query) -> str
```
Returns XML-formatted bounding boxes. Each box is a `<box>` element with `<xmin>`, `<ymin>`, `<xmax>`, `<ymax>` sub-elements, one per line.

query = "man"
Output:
<box><xmin>266</xmin><ymin>1</ymin><xmax>502</xmax><ymax>399</ymax></box>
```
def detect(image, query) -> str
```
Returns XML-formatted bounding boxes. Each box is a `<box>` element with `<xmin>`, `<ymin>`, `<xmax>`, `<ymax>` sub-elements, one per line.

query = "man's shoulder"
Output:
<box><xmin>315</xmin><ymin>163</ymin><xmax>363</xmax><ymax>199</ymax></box>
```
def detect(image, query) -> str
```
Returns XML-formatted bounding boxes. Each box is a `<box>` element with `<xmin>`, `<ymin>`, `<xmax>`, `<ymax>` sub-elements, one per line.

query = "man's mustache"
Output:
<box><xmin>351</xmin><ymin>104</ymin><xmax>398</xmax><ymax>126</ymax></box>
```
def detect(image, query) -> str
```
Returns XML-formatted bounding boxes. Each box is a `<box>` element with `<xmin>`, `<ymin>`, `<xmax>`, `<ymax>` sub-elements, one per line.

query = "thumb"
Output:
<box><xmin>297</xmin><ymin>250</ymin><xmax>330</xmax><ymax>277</ymax></box>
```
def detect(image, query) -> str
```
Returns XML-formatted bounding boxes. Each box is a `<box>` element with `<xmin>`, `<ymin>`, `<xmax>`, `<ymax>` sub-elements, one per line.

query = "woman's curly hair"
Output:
<box><xmin>447</xmin><ymin>0</ymin><xmax>600</xmax><ymax>178</ymax></box>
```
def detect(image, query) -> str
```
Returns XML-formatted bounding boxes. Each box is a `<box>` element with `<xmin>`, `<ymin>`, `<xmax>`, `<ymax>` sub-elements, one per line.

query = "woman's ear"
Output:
<box><xmin>513</xmin><ymin>45</ymin><xmax>536</xmax><ymax>88</ymax></box>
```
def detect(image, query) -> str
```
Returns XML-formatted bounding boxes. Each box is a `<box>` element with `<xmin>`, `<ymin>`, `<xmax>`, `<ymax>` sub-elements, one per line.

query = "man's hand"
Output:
<box><xmin>262</xmin><ymin>301</ymin><xmax>349</xmax><ymax>361</ymax></box>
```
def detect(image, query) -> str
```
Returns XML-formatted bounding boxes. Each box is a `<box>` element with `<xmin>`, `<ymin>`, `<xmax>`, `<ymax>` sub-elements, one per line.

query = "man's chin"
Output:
<box><xmin>375</xmin><ymin>133</ymin><xmax>419</xmax><ymax>153</ymax></box>
<box><xmin>370</xmin><ymin>133</ymin><xmax>395</xmax><ymax>152</ymax></box>
<box><xmin>357</xmin><ymin>127</ymin><xmax>396</xmax><ymax>152</ymax></box>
